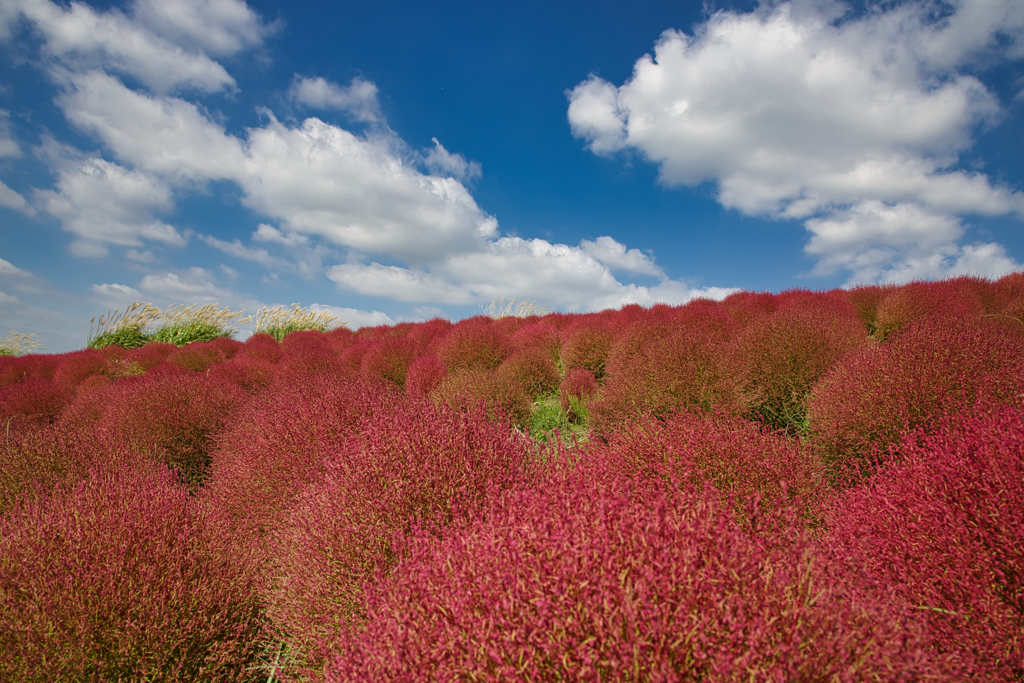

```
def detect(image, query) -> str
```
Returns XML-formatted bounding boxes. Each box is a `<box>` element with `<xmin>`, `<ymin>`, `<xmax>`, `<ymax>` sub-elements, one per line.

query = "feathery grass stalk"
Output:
<box><xmin>251</xmin><ymin>304</ymin><xmax>346</xmax><ymax>341</ymax></box>
<box><xmin>87</xmin><ymin>302</ymin><xmax>252</xmax><ymax>348</ymax></box>
<box><xmin>150</xmin><ymin>304</ymin><xmax>252</xmax><ymax>345</ymax></box>
<box><xmin>0</xmin><ymin>331</ymin><xmax>44</xmax><ymax>356</ymax></box>
<box><xmin>481</xmin><ymin>297</ymin><xmax>553</xmax><ymax>319</ymax></box>
<box><xmin>87</xmin><ymin>302</ymin><xmax>161</xmax><ymax>349</ymax></box>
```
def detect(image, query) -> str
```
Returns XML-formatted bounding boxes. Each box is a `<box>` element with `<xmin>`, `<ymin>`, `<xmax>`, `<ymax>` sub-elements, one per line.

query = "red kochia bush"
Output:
<box><xmin>590</xmin><ymin>304</ymin><xmax>739</xmax><ymax>438</ymax></box>
<box><xmin>404</xmin><ymin>354</ymin><xmax>448</xmax><ymax>398</ymax></box>
<box><xmin>361</xmin><ymin>336</ymin><xmax>418</xmax><ymax>388</ymax></box>
<box><xmin>560</xmin><ymin>320</ymin><xmax>613</xmax><ymax>378</ymax></box>
<box><xmin>510</xmin><ymin>321</ymin><xmax>561</xmax><ymax>361</ymax></box>
<box><xmin>435</xmin><ymin>317</ymin><xmax>512</xmax><ymax>373</ymax></box>
<box><xmin>825</xmin><ymin>404</ymin><xmax>1024</xmax><ymax>678</ymax></box>
<box><xmin>95</xmin><ymin>373</ymin><xmax>247</xmax><ymax>488</ymax></box>
<box><xmin>0</xmin><ymin>353</ymin><xmax>59</xmax><ymax>388</ymax></box>
<box><xmin>267</xmin><ymin>401</ymin><xmax>533</xmax><ymax>678</ymax></box>
<box><xmin>596</xmin><ymin>409</ymin><xmax>826</xmax><ymax>523</ymax></box>
<box><xmin>136</xmin><ymin>341</ymin><xmax>177</xmax><ymax>370</ymax></box>
<box><xmin>326</xmin><ymin>466</ymin><xmax>948</xmax><ymax>682</ymax></box>
<box><xmin>559</xmin><ymin>367</ymin><xmax>599</xmax><ymax>421</ymax></box>
<box><xmin>169</xmin><ymin>340</ymin><xmax>228</xmax><ymax>372</ymax></box>
<box><xmin>0</xmin><ymin>377</ymin><xmax>72</xmax><ymax>435</ymax></box>
<box><xmin>873</xmin><ymin>279</ymin><xmax>983</xmax><ymax>341</ymax></box>
<box><xmin>497</xmin><ymin>347</ymin><xmax>560</xmax><ymax>398</ymax></box>
<box><xmin>237</xmin><ymin>334</ymin><xmax>284</xmax><ymax>364</ymax></box>
<box><xmin>202</xmin><ymin>378</ymin><xmax>403</xmax><ymax>541</ymax></box>
<box><xmin>724</xmin><ymin>294</ymin><xmax>866</xmax><ymax>433</ymax></box>
<box><xmin>0</xmin><ymin>465</ymin><xmax>264</xmax><ymax>682</ymax></box>
<box><xmin>431</xmin><ymin>369</ymin><xmax>532</xmax><ymax>427</ymax></box>
<box><xmin>808</xmin><ymin>314</ymin><xmax>1024</xmax><ymax>481</ymax></box>
<box><xmin>52</xmin><ymin>349</ymin><xmax>108</xmax><ymax>391</ymax></box>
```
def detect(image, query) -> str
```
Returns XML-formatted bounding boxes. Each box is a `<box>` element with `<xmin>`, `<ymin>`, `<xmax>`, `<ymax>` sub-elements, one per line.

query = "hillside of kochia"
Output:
<box><xmin>1</xmin><ymin>274</ymin><xmax>1023</xmax><ymax>681</ymax></box>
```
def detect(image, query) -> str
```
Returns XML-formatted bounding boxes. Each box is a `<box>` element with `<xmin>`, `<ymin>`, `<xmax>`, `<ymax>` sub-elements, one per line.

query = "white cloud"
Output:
<box><xmin>240</xmin><ymin>116</ymin><xmax>498</xmax><ymax>263</ymax></box>
<box><xmin>252</xmin><ymin>223</ymin><xmax>308</xmax><ymax>247</ymax></box>
<box><xmin>309</xmin><ymin>303</ymin><xmax>395</xmax><ymax>329</ymax></box>
<box><xmin>568</xmin><ymin>0</ymin><xmax>1024</xmax><ymax>283</ymax></box>
<box><xmin>131</xmin><ymin>0</ymin><xmax>273</xmax><ymax>57</ymax></box>
<box><xmin>0</xmin><ymin>290</ymin><xmax>20</xmax><ymax>304</ymax></box>
<box><xmin>57</xmin><ymin>70</ymin><xmax>247</xmax><ymax>183</ymax></box>
<box><xmin>423</xmin><ymin>137</ymin><xmax>482</xmax><ymax>183</ymax></box>
<box><xmin>326</xmin><ymin>262</ymin><xmax>476</xmax><ymax>304</ymax></box>
<box><xmin>91</xmin><ymin>282</ymin><xmax>143</xmax><ymax>306</ymax></box>
<box><xmin>55</xmin><ymin>73</ymin><xmax>499</xmax><ymax>264</ymax></box>
<box><xmin>138</xmin><ymin>266</ymin><xmax>234</xmax><ymax>304</ymax></box>
<box><xmin>35</xmin><ymin>153</ymin><xmax>185</xmax><ymax>253</ymax></box>
<box><xmin>328</xmin><ymin>235</ymin><xmax>734</xmax><ymax>311</ymax></box>
<box><xmin>0</xmin><ymin>179</ymin><xmax>30</xmax><ymax>213</ymax></box>
<box><xmin>0</xmin><ymin>110</ymin><xmax>20</xmax><ymax>157</ymax></box>
<box><xmin>220</xmin><ymin>263</ymin><xmax>239</xmax><ymax>279</ymax></box>
<box><xmin>0</xmin><ymin>257</ymin><xmax>29</xmax><ymax>276</ymax></box>
<box><xmin>125</xmin><ymin>248</ymin><xmax>157</xmax><ymax>262</ymax></box>
<box><xmin>199</xmin><ymin>234</ymin><xmax>289</xmax><ymax>271</ymax></box>
<box><xmin>289</xmin><ymin>75</ymin><xmax>381</xmax><ymax>123</ymax></box>
<box><xmin>580</xmin><ymin>235</ymin><xmax>663</xmax><ymax>276</ymax></box>
<box><xmin>11</xmin><ymin>0</ymin><xmax>237</xmax><ymax>93</ymax></box>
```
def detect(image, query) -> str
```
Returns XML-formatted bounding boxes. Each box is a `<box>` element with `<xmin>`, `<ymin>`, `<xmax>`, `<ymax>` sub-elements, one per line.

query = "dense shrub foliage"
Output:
<box><xmin>327</xmin><ymin>465</ymin><xmax>951</xmax><ymax>682</ymax></box>
<box><xmin>826</xmin><ymin>403</ymin><xmax>1024</xmax><ymax>678</ymax></box>
<box><xmin>1</xmin><ymin>275</ymin><xmax>1021</xmax><ymax>680</ymax></box>
<box><xmin>0</xmin><ymin>465</ymin><xmax>264</xmax><ymax>682</ymax></box>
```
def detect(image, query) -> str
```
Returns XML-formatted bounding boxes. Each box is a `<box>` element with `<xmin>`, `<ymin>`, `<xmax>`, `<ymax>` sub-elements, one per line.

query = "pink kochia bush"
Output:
<box><xmin>808</xmin><ymin>314</ymin><xmax>1024</xmax><ymax>481</ymax></box>
<box><xmin>724</xmin><ymin>294</ymin><xmax>866</xmax><ymax>433</ymax></box>
<box><xmin>265</xmin><ymin>401</ymin><xmax>533</xmax><ymax>679</ymax></box>
<box><xmin>0</xmin><ymin>464</ymin><xmax>264</xmax><ymax>682</ymax></box>
<box><xmin>93</xmin><ymin>372</ymin><xmax>247</xmax><ymax>489</ymax></box>
<box><xmin>327</xmin><ymin>463</ymin><xmax>949</xmax><ymax>681</ymax></box>
<box><xmin>559</xmin><ymin>367</ymin><xmax>599</xmax><ymax>421</ymax></box>
<box><xmin>825</xmin><ymin>403</ymin><xmax>1024</xmax><ymax>678</ymax></box>
<box><xmin>203</xmin><ymin>377</ymin><xmax>403</xmax><ymax>542</ymax></box>
<box><xmin>596</xmin><ymin>409</ymin><xmax>826</xmax><ymax>524</ymax></box>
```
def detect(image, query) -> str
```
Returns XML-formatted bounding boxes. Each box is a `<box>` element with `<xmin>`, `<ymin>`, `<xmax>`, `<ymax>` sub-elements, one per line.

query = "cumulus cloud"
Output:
<box><xmin>580</xmin><ymin>236</ymin><xmax>663</xmax><ymax>276</ymax></box>
<box><xmin>0</xmin><ymin>257</ymin><xmax>28</xmax><ymax>276</ymax></box>
<box><xmin>0</xmin><ymin>179</ymin><xmax>30</xmax><ymax>213</ymax></box>
<box><xmin>131</xmin><ymin>0</ymin><xmax>273</xmax><ymax>57</ymax></box>
<box><xmin>568</xmin><ymin>0</ymin><xmax>1024</xmax><ymax>283</ymax></box>
<box><xmin>423</xmin><ymin>138</ymin><xmax>482</xmax><ymax>183</ymax></box>
<box><xmin>289</xmin><ymin>75</ymin><xmax>381</xmax><ymax>123</ymax></box>
<box><xmin>0</xmin><ymin>110</ymin><xmax>20</xmax><ymax>157</ymax></box>
<box><xmin>6</xmin><ymin>0</ymin><xmax>238</xmax><ymax>93</ymax></box>
<box><xmin>309</xmin><ymin>303</ymin><xmax>395</xmax><ymax>329</ymax></box>
<box><xmin>327</xmin><ymin>235</ymin><xmax>735</xmax><ymax>311</ymax></box>
<box><xmin>53</xmin><ymin>72</ymin><xmax>498</xmax><ymax>264</ymax></box>
<box><xmin>35</xmin><ymin>152</ymin><xmax>185</xmax><ymax>255</ymax></box>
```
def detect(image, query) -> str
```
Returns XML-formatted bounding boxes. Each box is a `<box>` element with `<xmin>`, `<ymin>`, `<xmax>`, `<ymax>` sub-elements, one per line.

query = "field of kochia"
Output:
<box><xmin>1</xmin><ymin>274</ymin><xmax>1023</xmax><ymax>681</ymax></box>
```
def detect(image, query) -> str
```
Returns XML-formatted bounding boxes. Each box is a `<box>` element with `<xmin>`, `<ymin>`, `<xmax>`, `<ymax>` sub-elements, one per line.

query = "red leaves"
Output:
<box><xmin>0</xmin><ymin>465</ymin><xmax>263</xmax><ymax>682</ymax></box>
<box><xmin>825</xmin><ymin>403</ymin><xmax>1024</xmax><ymax>678</ymax></box>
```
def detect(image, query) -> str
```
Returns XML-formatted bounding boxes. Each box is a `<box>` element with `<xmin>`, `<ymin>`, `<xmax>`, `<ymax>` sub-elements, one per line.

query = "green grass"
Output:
<box><xmin>528</xmin><ymin>395</ymin><xmax>590</xmax><ymax>445</ymax></box>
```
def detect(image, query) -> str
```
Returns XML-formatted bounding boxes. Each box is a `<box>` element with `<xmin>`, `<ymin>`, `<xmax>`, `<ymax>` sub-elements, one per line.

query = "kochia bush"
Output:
<box><xmin>808</xmin><ymin>314</ymin><xmax>1024</xmax><ymax>482</ymax></box>
<box><xmin>94</xmin><ymin>373</ymin><xmax>248</xmax><ymax>489</ymax></box>
<box><xmin>202</xmin><ymin>378</ymin><xmax>402</xmax><ymax>542</ymax></box>
<box><xmin>404</xmin><ymin>354</ymin><xmax>448</xmax><ymax>398</ymax></box>
<box><xmin>0</xmin><ymin>465</ymin><xmax>264</xmax><ymax>682</ymax></box>
<box><xmin>431</xmin><ymin>369</ymin><xmax>532</xmax><ymax>427</ymax></box>
<box><xmin>560</xmin><ymin>320</ymin><xmax>613</xmax><ymax>379</ymax></box>
<box><xmin>724</xmin><ymin>294</ymin><xmax>866</xmax><ymax>433</ymax></box>
<box><xmin>498</xmin><ymin>347</ymin><xmax>561</xmax><ymax>399</ymax></box>
<box><xmin>435</xmin><ymin>317</ymin><xmax>512</xmax><ymax>373</ymax></box>
<box><xmin>595</xmin><ymin>408</ymin><xmax>826</xmax><ymax>524</ymax></box>
<box><xmin>326</xmin><ymin>465</ymin><xmax>950</xmax><ymax>682</ymax></box>
<box><xmin>590</xmin><ymin>304</ymin><xmax>739</xmax><ymax>438</ymax></box>
<box><xmin>266</xmin><ymin>401</ymin><xmax>533</xmax><ymax>679</ymax></box>
<box><xmin>825</xmin><ymin>403</ymin><xmax>1024</xmax><ymax>678</ymax></box>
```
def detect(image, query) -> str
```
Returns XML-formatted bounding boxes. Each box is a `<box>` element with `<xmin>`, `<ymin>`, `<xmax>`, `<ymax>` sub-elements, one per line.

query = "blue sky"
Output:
<box><xmin>1</xmin><ymin>0</ymin><xmax>1023</xmax><ymax>352</ymax></box>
